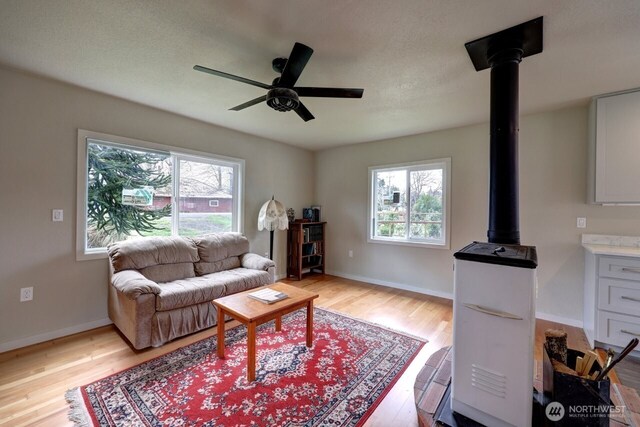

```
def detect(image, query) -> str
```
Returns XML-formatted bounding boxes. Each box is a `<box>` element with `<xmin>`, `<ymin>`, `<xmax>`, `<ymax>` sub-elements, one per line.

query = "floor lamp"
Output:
<box><xmin>257</xmin><ymin>196</ymin><xmax>288</xmax><ymax>260</ymax></box>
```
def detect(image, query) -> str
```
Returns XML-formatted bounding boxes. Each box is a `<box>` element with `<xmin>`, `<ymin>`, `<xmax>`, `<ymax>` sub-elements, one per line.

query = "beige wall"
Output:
<box><xmin>4</xmin><ymin>63</ymin><xmax>640</xmax><ymax>350</ymax></box>
<box><xmin>0</xmin><ymin>66</ymin><xmax>314</xmax><ymax>350</ymax></box>
<box><xmin>315</xmin><ymin>106</ymin><xmax>640</xmax><ymax>324</ymax></box>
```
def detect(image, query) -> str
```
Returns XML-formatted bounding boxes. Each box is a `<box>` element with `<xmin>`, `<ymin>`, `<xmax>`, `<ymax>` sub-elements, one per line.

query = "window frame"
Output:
<box><xmin>76</xmin><ymin>129</ymin><xmax>244</xmax><ymax>260</ymax></box>
<box><xmin>367</xmin><ymin>158</ymin><xmax>451</xmax><ymax>250</ymax></box>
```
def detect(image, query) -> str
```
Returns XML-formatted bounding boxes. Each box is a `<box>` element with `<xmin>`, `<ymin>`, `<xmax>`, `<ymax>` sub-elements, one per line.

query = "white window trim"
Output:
<box><xmin>367</xmin><ymin>158</ymin><xmax>451</xmax><ymax>250</ymax></box>
<box><xmin>76</xmin><ymin>129</ymin><xmax>245</xmax><ymax>261</ymax></box>
<box><xmin>208</xmin><ymin>200</ymin><xmax>220</xmax><ymax>207</ymax></box>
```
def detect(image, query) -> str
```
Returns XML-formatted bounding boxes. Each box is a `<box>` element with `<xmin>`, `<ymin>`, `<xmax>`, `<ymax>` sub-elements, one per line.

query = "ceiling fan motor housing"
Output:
<box><xmin>266</xmin><ymin>87</ymin><xmax>300</xmax><ymax>112</ymax></box>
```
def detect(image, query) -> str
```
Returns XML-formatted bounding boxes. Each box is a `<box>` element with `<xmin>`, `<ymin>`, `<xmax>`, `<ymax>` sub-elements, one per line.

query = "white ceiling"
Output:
<box><xmin>1</xmin><ymin>1</ymin><xmax>639</xmax><ymax>150</ymax></box>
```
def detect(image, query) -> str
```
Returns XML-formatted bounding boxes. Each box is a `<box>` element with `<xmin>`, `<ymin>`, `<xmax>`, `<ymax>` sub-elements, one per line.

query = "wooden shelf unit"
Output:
<box><xmin>287</xmin><ymin>221</ymin><xmax>326</xmax><ymax>280</ymax></box>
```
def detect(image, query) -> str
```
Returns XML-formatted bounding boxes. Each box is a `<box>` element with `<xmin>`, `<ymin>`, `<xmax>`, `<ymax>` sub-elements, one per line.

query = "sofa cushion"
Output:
<box><xmin>155</xmin><ymin>268</ymin><xmax>271</xmax><ymax>311</ymax></box>
<box><xmin>140</xmin><ymin>262</ymin><xmax>196</xmax><ymax>283</ymax></box>
<box><xmin>218</xmin><ymin>268</ymin><xmax>272</xmax><ymax>295</ymax></box>
<box><xmin>194</xmin><ymin>256</ymin><xmax>241</xmax><ymax>276</ymax></box>
<box><xmin>193</xmin><ymin>233</ymin><xmax>249</xmax><ymax>263</ymax></box>
<box><xmin>240</xmin><ymin>253</ymin><xmax>276</xmax><ymax>271</ymax></box>
<box><xmin>108</xmin><ymin>237</ymin><xmax>199</xmax><ymax>272</ymax></box>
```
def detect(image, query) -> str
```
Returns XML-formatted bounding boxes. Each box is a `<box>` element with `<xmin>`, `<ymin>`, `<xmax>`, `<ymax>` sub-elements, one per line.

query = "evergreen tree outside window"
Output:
<box><xmin>86</xmin><ymin>142</ymin><xmax>172</xmax><ymax>248</ymax></box>
<box><xmin>77</xmin><ymin>131</ymin><xmax>243</xmax><ymax>259</ymax></box>
<box><xmin>368</xmin><ymin>158</ymin><xmax>450</xmax><ymax>249</ymax></box>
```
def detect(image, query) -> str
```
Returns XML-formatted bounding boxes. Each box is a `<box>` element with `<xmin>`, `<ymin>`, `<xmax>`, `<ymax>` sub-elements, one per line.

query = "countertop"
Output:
<box><xmin>582</xmin><ymin>234</ymin><xmax>640</xmax><ymax>258</ymax></box>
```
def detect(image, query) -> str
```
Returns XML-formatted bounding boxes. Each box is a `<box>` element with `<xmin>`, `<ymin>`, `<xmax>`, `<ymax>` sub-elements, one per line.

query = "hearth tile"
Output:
<box><xmin>445</xmin><ymin>347</ymin><xmax>453</xmax><ymax>361</ymax></box>
<box><xmin>615</xmin><ymin>383</ymin><xmax>640</xmax><ymax>413</ymax></box>
<box><xmin>417</xmin><ymin>365</ymin><xmax>436</xmax><ymax>382</ymax></box>
<box><xmin>434</xmin><ymin>360</ymin><xmax>451</xmax><ymax>386</ymax></box>
<box><xmin>426</xmin><ymin>347</ymin><xmax>448</xmax><ymax>368</ymax></box>
<box><xmin>420</xmin><ymin>382</ymin><xmax>447</xmax><ymax>414</ymax></box>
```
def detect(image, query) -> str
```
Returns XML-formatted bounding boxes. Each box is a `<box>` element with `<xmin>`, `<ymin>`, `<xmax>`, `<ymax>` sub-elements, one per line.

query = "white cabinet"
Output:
<box><xmin>584</xmin><ymin>252</ymin><xmax>640</xmax><ymax>348</ymax></box>
<box><xmin>592</xmin><ymin>89</ymin><xmax>640</xmax><ymax>204</ymax></box>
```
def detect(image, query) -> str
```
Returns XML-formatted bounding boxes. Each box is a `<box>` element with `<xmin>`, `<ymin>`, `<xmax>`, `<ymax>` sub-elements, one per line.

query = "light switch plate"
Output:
<box><xmin>577</xmin><ymin>217</ymin><xmax>586</xmax><ymax>228</ymax></box>
<box><xmin>52</xmin><ymin>209</ymin><xmax>63</xmax><ymax>222</ymax></box>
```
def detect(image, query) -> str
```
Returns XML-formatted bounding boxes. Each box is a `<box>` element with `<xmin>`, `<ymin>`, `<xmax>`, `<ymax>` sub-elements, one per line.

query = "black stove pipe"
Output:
<box><xmin>465</xmin><ymin>17</ymin><xmax>543</xmax><ymax>246</ymax></box>
<box><xmin>487</xmin><ymin>46</ymin><xmax>523</xmax><ymax>245</ymax></box>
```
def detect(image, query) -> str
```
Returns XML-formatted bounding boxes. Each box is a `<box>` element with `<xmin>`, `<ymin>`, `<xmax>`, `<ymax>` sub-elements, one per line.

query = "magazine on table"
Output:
<box><xmin>248</xmin><ymin>287</ymin><xmax>288</xmax><ymax>304</ymax></box>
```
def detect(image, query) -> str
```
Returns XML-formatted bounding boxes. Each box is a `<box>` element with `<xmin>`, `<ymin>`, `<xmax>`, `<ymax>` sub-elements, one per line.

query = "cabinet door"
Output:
<box><xmin>598</xmin><ymin>277</ymin><xmax>640</xmax><ymax>317</ymax></box>
<box><xmin>597</xmin><ymin>311</ymin><xmax>640</xmax><ymax>346</ymax></box>
<box><xmin>595</xmin><ymin>90</ymin><xmax>640</xmax><ymax>203</ymax></box>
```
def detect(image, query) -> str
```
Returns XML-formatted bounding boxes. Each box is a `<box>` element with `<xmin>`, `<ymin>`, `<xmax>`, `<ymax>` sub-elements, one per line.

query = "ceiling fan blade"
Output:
<box><xmin>294</xmin><ymin>102</ymin><xmax>315</xmax><ymax>122</ymax></box>
<box><xmin>294</xmin><ymin>87</ymin><xmax>364</xmax><ymax>98</ymax></box>
<box><xmin>278</xmin><ymin>43</ymin><xmax>314</xmax><ymax>88</ymax></box>
<box><xmin>229</xmin><ymin>95</ymin><xmax>267</xmax><ymax>111</ymax></box>
<box><xmin>193</xmin><ymin>65</ymin><xmax>272</xmax><ymax>90</ymax></box>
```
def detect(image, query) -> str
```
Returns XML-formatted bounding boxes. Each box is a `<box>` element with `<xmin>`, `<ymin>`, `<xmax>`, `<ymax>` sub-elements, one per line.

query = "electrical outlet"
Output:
<box><xmin>577</xmin><ymin>217</ymin><xmax>587</xmax><ymax>229</ymax></box>
<box><xmin>348</xmin><ymin>250</ymin><xmax>353</xmax><ymax>258</ymax></box>
<box><xmin>20</xmin><ymin>287</ymin><xmax>33</xmax><ymax>302</ymax></box>
<box><xmin>52</xmin><ymin>209</ymin><xmax>63</xmax><ymax>222</ymax></box>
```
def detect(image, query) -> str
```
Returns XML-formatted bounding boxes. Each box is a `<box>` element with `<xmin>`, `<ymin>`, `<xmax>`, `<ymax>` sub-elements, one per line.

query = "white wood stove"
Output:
<box><xmin>449</xmin><ymin>17</ymin><xmax>544</xmax><ymax>427</ymax></box>
<box><xmin>452</xmin><ymin>242</ymin><xmax>538</xmax><ymax>427</ymax></box>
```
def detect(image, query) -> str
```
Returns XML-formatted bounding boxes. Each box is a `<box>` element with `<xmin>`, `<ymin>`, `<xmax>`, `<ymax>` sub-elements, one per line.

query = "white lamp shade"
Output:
<box><xmin>257</xmin><ymin>198</ymin><xmax>289</xmax><ymax>231</ymax></box>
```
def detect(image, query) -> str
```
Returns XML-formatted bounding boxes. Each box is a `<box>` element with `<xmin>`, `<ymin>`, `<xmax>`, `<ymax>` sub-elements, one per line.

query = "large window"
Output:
<box><xmin>77</xmin><ymin>130</ymin><xmax>243</xmax><ymax>259</ymax></box>
<box><xmin>368</xmin><ymin>158</ymin><xmax>450</xmax><ymax>248</ymax></box>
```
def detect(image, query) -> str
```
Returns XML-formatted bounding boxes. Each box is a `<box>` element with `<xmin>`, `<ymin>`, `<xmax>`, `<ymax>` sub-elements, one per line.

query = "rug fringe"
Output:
<box><xmin>65</xmin><ymin>388</ymin><xmax>92</xmax><ymax>427</ymax></box>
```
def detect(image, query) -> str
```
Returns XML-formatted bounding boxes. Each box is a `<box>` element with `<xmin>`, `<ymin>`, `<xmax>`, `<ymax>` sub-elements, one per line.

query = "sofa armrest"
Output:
<box><xmin>111</xmin><ymin>269</ymin><xmax>162</xmax><ymax>299</ymax></box>
<box><xmin>240</xmin><ymin>253</ymin><xmax>276</xmax><ymax>271</ymax></box>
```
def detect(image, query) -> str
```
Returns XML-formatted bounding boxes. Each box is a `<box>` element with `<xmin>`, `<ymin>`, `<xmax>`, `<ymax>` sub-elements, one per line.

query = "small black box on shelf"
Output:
<box><xmin>303</xmin><ymin>206</ymin><xmax>321</xmax><ymax>222</ymax></box>
<box><xmin>311</xmin><ymin>206</ymin><xmax>321</xmax><ymax>222</ymax></box>
<box><xmin>302</xmin><ymin>208</ymin><xmax>314</xmax><ymax>221</ymax></box>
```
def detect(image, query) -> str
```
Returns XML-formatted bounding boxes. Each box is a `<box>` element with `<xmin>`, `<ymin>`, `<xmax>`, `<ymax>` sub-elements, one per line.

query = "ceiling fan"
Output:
<box><xmin>193</xmin><ymin>42</ymin><xmax>364</xmax><ymax>122</ymax></box>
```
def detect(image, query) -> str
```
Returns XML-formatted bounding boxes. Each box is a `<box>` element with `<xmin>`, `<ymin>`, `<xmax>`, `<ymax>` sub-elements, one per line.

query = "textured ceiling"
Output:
<box><xmin>1</xmin><ymin>1</ymin><xmax>639</xmax><ymax>150</ymax></box>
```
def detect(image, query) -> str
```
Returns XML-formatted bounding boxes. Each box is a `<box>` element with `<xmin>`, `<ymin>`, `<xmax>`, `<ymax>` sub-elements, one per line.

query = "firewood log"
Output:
<box><xmin>551</xmin><ymin>359</ymin><xmax>578</xmax><ymax>376</ymax></box>
<box><xmin>545</xmin><ymin>329</ymin><xmax>568</xmax><ymax>365</ymax></box>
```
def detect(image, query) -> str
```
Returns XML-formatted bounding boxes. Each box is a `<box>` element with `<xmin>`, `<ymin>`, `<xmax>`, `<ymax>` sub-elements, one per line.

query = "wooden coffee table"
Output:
<box><xmin>212</xmin><ymin>282</ymin><xmax>319</xmax><ymax>381</ymax></box>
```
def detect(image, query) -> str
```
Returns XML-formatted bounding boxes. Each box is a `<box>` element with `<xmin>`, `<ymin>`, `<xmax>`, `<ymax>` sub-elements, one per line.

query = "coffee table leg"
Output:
<box><xmin>247</xmin><ymin>321</ymin><xmax>256</xmax><ymax>381</ymax></box>
<box><xmin>217</xmin><ymin>306</ymin><xmax>225</xmax><ymax>359</ymax></box>
<box><xmin>275</xmin><ymin>316</ymin><xmax>282</xmax><ymax>332</ymax></box>
<box><xmin>306</xmin><ymin>300</ymin><xmax>314</xmax><ymax>347</ymax></box>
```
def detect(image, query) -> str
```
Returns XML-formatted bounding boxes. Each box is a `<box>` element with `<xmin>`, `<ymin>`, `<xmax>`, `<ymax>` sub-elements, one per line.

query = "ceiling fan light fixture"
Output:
<box><xmin>266</xmin><ymin>87</ymin><xmax>299</xmax><ymax>112</ymax></box>
<box><xmin>194</xmin><ymin>42</ymin><xmax>363</xmax><ymax>121</ymax></box>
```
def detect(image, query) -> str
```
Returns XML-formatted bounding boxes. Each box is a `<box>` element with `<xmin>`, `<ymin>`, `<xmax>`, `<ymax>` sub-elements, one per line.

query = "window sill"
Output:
<box><xmin>76</xmin><ymin>249</ymin><xmax>108</xmax><ymax>262</ymax></box>
<box><xmin>367</xmin><ymin>237</ymin><xmax>450</xmax><ymax>250</ymax></box>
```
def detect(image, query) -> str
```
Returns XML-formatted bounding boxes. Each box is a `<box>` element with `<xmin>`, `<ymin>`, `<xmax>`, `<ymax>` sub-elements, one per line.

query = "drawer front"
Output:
<box><xmin>598</xmin><ymin>277</ymin><xmax>640</xmax><ymax>316</ymax></box>
<box><xmin>597</xmin><ymin>311</ymin><xmax>640</xmax><ymax>347</ymax></box>
<box><xmin>599</xmin><ymin>256</ymin><xmax>640</xmax><ymax>281</ymax></box>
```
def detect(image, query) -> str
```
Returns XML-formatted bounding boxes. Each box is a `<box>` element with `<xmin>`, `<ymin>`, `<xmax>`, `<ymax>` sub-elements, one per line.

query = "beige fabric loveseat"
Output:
<box><xmin>107</xmin><ymin>232</ymin><xmax>275</xmax><ymax>349</ymax></box>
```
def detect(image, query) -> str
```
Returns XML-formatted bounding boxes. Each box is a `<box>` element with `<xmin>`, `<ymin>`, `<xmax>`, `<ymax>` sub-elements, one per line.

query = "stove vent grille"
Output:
<box><xmin>471</xmin><ymin>364</ymin><xmax>507</xmax><ymax>398</ymax></box>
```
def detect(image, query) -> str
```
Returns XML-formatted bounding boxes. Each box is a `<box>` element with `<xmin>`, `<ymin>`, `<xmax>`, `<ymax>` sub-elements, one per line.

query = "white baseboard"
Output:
<box><xmin>0</xmin><ymin>318</ymin><xmax>112</xmax><ymax>353</ymax></box>
<box><xmin>326</xmin><ymin>270</ymin><xmax>454</xmax><ymax>300</ymax></box>
<box><xmin>535</xmin><ymin>311</ymin><xmax>583</xmax><ymax>328</ymax></box>
<box><xmin>326</xmin><ymin>270</ymin><xmax>584</xmax><ymax>328</ymax></box>
<box><xmin>0</xmin><ymin>277</ymin><xmax>584</xmax><ymax>353</ymax></box>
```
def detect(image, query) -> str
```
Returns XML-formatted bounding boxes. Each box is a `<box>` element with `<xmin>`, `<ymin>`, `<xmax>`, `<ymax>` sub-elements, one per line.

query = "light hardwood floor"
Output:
<box><xmin>0</xmin><ymin>274</ymin><xmax>590</xmax><ymax>426</ymax></box>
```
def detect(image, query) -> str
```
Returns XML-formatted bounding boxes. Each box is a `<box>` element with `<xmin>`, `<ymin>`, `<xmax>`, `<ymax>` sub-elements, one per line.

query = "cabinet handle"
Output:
<box><xmin>463</xmin><ymin>303</ymin><xmax>523</xmax><ymax>320</ymax></box>
<box><xmin>621</xmin><ymin>267</ymin><xmax>640</xmax><ymax>274</ymax></box>
<box><xmin>621</xmin><ymin>329</ymin><xmax>640</xmax><ymax>337</ymax></box>
<box><xmin>621</xmin><ymin>296</ymin><xmax>640</xmax><ymax>303</ymax></box>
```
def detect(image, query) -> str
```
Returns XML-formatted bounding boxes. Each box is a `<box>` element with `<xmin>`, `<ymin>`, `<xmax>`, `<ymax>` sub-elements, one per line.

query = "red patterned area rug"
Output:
<box><xmin>67</xmin><ymin>307</ymin><xmax>426</xmax><ymax>426</ymax></box>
